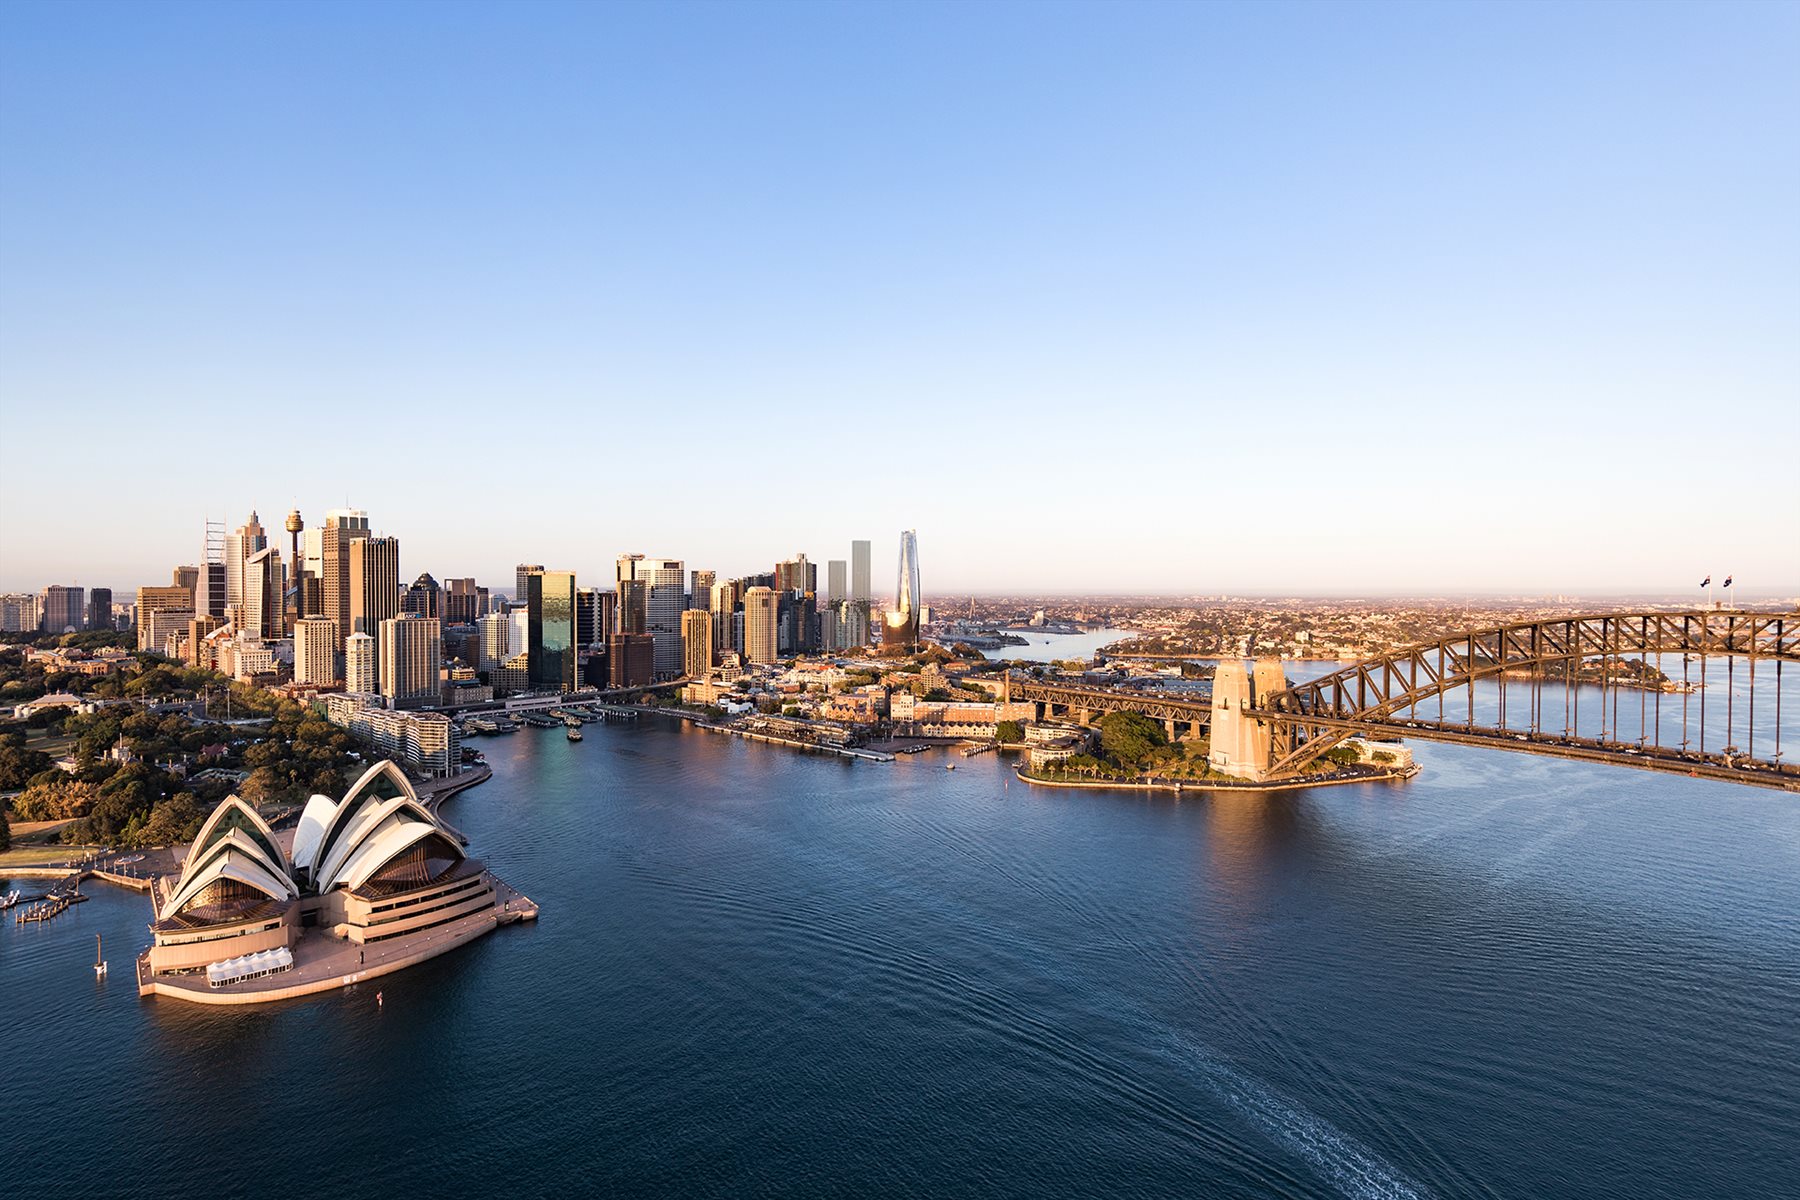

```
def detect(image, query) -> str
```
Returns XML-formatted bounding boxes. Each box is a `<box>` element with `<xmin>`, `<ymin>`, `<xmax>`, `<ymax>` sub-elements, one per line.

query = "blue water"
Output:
<box><xmin>5</xmin><ymin>715</ymin><xmax>1798</xmax><ymax>1198</ymax></box>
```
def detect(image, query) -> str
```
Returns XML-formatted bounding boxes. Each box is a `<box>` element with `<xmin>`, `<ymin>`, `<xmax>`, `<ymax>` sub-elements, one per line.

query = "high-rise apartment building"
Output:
<box><xmin>681</xmin><ymin>609</ymin><xmax>713</xmax><ymax>678</ymax></box>
<box><xmin>223</xmin><ymin>512</ymin><xmax>268</xmax><ymax>613</ymax></box>
<box><xmin>744</xmin><ymin>586</ymin><xmax>777</xmax><ymax>665</ymax></box>
<box><xmin>40</xmin><ymin>585</ymin><xmax>84</xmax><ymax>634</ymax></box>
<box><xmin>527</xmin><ymin>571</ymin><xmax>577</xmax><ymax>694</ymax></box>
<box><xmin>321</xmin><ymin>508</ymin><xmax>370</xmax><ymax>653</ymax></box>
<box><xmin>1</xmin><ymin>593</ymin><xmax>41</xmax><ymax>632</ymax></box>
<box><xmin>689</xmin><ymin>570</ymin><xmax>715</xmax><ymax>611</ymax></box>
<box><xmin>851</xmin><ymin>540</ymin><xmax>871</xmax><ymax>603</ymax></box>
<box><xmin>345</xmin><ymin>631</ymin><xmax>378</xmax><ymax>696</ymax></box>
<box><xmin>380</xmin><ymin>612</ymin><xmax>440</xmax><ymax>709</ymax></box>
<box><xmin>827</xmin><ymin>560</ymin><xmax>846</xmax><ymax>605</ymax></box>
<box><xmin>294</xmin><ymin>617</ymin><xmax>338</xmax><ymax>686</ymax></box>
<box><xmin>350</xmin><ymin>536</ymin><xmax>401</xmax><ymax>644</ymax></box>
<box><xmin>86</xmin><ymin>587</ymin><xmax>113</xmax><ymax>631</ymax></box>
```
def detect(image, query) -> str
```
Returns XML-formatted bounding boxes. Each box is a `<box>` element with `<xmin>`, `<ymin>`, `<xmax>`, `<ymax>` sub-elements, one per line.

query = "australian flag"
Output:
<box><xmin>1723</xmin><ymin>576</ymin><xmax>1733</xmax><ymax>588</ymax></box>
<box><xmin>1700</xmin><ymin>576</ymin><xmax>1711</xmax><ymax>587</ymax></box>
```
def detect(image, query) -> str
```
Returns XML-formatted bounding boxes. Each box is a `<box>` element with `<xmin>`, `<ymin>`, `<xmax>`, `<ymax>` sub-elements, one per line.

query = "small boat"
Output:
<box><xmin>94</xmin><ymin>933</ymin><xmax>107</xmax><ymax>977</ymax></box>
<box><xmin>567</xmin><ymin>727</ymin><xmax>583</xmax><ymax>742</ymax></box>
<box><xmin>0</xmin><ymin>890</ymin><xmax>19</xmax><ymax>909</ymax></box>
<box><xmin>945</xmin><ymin>762</ymin><xmax>956</xmax><ymax>771</ymax></box>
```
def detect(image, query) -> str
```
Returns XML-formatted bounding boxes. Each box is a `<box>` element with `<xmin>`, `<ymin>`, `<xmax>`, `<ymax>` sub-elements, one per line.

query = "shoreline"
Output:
<box><xmin>1014</xmin><ymin>763</ymin><xmax>1420</xmax><ymax>795</ymax></box>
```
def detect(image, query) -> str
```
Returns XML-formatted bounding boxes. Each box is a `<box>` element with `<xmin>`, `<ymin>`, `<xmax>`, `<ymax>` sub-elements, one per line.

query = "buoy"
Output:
<box><xmin>376</xmin><ymin>991</ymin><xmax>384</xmax><ymax>1007</ymax></box>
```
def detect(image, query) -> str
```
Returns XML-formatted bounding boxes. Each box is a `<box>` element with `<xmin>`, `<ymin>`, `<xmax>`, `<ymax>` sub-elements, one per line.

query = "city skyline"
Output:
<box><xmin>1</xmin><ymin>2</ymin><xmax>1794</xmax><ymax>595</ymax></box>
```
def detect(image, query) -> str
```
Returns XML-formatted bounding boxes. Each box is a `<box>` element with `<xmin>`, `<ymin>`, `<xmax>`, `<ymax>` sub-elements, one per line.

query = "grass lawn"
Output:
<box><xmin>0</xmin><ymin>843</ymin><xmax>89</xmax><ymax>869</ymax></box>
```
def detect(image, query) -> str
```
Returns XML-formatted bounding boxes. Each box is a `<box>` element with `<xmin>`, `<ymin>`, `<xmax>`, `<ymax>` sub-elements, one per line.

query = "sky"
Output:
<box><xmin>1</xmin><ymin>0</ymin><xmax>1796</xmax><ymax>599</ymax></box>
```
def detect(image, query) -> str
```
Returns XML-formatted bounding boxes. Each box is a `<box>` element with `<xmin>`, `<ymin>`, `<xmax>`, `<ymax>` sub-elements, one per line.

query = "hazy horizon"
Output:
<box><xmin>2</xmin><ymin>2</ymin><xmax>1795</xmax><ymax>595</ymax></box>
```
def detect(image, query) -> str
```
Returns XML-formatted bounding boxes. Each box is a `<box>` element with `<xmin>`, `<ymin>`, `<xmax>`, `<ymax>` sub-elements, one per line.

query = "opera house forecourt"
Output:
<box><xmin>138</xmin><ymin>760</ymin><xmax>535</xmax><ymax>1005</ymax></box>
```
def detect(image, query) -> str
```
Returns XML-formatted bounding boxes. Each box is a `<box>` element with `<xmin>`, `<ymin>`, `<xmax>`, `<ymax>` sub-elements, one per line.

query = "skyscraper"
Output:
<box><xmin>827</xmin><ymin>560</ymin><xmax>846</xmax><ymax>605</ymax></box>
<box><xmin>86</xmin><ymin>587</ymin><xmax>113</xmax><ymax>631</ymax></box>
<box><xmin>223</xmin><ymin>511</ymin><xmax>267</xmax><ymax>613</ymax></box>
<box><xmin>681</xmin><ymin>609</ymin><xmax>713</xmax><ymax>678</ymax></box>
<box><xmin>576</xmin><ymin>588</ymin><xmax>616</xmax><ymax>648</ymax></box>
<box><xmin>744</xmin><ymin>586</ymin><xmax>777</xmax><ymax>665</ymax></box>
<box><xmin>709</xmin><ymin>580</ymin><xmax>737</xmax><ymax>654</ymax></box>
<box><xmin>404</xmin><ymin>573</ymin><xmax>441</xmax><ymax>619</ymax></box>
<box><xmin>345</xmin><ymin>631</ymin><xmax>378</xmax><ymax>695</ymax></box>
<box><xmin>242</xmin><ymin>547</ymin><xmax>284</xmax><ymax>641</ymax></box>
<box><xmin>380</xmin><ymin>613</ymin><xmax>440</xmax><ymax>709</ymax></box>
<box><xmin>515</xmin><ymin>564</ymin><xmax>545</xmax><ymax>605</ymax></box>
<box><xmin>477</xmin><ymin>611</ymin><xmax>511</xmax><ymax>670</ymax></box>
<box><xmin>322</xmin><ymin>508</ymin><xmax>370</xmax><ymax>653</ymax></box>
<box><xmin>884</xmin><ymin>530</ymin><xmax>921</xmax><ymax>653</ymax></box>
<box><xmin>689</xmin><ymin>570</ymin><xmax>715</xmax><ymax>612</ymax></box>
<box><xmin>40</xmin><ymin>585</ymin><xmax>83</xmax><ymax>634</ymax></box>
<box><xmin>202</xmin><ymin>519</ymin><xmax>227</xmax><ymax>619</ymax></box>
<box><xmin>607</xmin><ymin>633</ymin><xmax>655</xmax><ymax>688</ymax></box>
<box><xmin>617</xmin><ymin>556</ymin><xmax>685</xmax><ymax>677</ymax></box>
<box><xmin>527</xmin><ymin>570</ymin><xmax>577</xmax><ymax>694</ymax></box>
<box><xmin>619</xmin><ymin>579</ymin><xmax>647</xmax><ymax>633</ymax></box>
<box><xmin>294</xmin><ymin>617</ymin><xmax>338</xmax><ymax>686</ymax></box>
<box><xmin>851</xmin><ymin>540</ymin><xmax>871</xmax><ymax>604</ymax></box>
<box><xmin>443</xmin><ymin>578</ymin><xmax>480</xmax><ymax>626</ymax></box>
<box><xmin>350</xmin><ymin>535</ymin><xmax>401</xmax><ymax>642</ymax></box>
<box><xmin>136</xmin><ymin>582</ymin><xmax>194</xmax><ymax>652</ymax></box>
<box><xmin>775</xmin><ymin>554</ymin><xmax>816</xmax><ymax>595</ymax></box>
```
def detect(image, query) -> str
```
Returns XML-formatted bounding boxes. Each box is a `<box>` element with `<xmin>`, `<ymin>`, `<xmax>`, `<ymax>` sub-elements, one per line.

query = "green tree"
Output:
<box><xmin>138</xmin><ymin>793</ymin><xmax>204</xmax><ymax>847</ymax></box>
<box><xmin>996</xmin><ymin>720</ymin><xmax>1024</xmax><ymax>743</ymax></box>
<box><xmin>1097</xmin><ymin>711</ymin><xmax>1167</xmax><ymax>770</ymax></box>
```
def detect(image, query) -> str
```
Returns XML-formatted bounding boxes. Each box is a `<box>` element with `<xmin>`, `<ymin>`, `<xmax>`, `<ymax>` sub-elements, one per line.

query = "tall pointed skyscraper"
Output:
<box><xmin>884</xmin><ymin>530</ymin><xmax>921</xmax><ymax>654</ymax></box>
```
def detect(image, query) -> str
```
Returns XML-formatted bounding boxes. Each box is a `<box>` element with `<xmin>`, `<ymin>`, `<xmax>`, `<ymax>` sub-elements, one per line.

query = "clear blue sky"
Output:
<box><xmin>2</xmin><ymin>0</ymin><xmax>1796</xmax><ymax>597</ymax></box>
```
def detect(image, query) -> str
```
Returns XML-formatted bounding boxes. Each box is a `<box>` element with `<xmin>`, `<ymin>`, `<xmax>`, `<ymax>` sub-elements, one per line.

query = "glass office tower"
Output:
<box><xmin>528</xmin><ymin>570</ymin><xmax>577</xmax><ymax>693</ymax></box>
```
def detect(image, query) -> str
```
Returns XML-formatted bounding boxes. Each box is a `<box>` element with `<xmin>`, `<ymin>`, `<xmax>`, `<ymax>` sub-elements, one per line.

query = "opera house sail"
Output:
<box><xmin>139</xmin><ymin>760</ymin><xmax>534</xmax><ymax>1004</ymax></box>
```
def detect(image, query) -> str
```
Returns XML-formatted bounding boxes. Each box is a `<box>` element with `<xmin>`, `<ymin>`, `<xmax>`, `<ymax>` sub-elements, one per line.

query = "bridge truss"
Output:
<box><xmin>1256</xmin><ymin>611</ymin><xmax>1797</xmax><ymax>789</ymax></box>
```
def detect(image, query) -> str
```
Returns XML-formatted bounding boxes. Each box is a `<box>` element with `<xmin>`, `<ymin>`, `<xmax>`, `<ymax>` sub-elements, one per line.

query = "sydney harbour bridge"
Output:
<box><xmin>1000</xmin><ymin>610</ymin><xmax>1797</xmax><ymax>791</ymax></box>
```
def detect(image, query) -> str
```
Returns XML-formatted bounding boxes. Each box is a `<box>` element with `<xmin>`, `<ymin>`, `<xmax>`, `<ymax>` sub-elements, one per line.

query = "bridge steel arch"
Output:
<box><xmin>1256</xmin><ymin>610</ymin><xmax>1797</xmax><ymax>789</ymax></box>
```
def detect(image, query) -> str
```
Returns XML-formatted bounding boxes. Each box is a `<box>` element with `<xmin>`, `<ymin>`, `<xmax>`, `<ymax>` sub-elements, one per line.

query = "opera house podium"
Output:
<box><xmin>139</xmin><ymin>760</ymin><xmax>533</xmax><ymax>1005</ymax></box>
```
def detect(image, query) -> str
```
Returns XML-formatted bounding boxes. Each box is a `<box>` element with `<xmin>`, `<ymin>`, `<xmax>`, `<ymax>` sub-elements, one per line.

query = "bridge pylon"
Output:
<box><xmin>1208</xmin><ymin>658</ymin><xmax>1283</xmax><ymax>780</ymax></box>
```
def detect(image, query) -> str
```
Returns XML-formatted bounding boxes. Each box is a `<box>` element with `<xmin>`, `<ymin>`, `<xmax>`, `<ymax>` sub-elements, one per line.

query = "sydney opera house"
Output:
<box><xmin>138</xmin><ymin>760</ymin><xmax>533</xmax><ymax>1004</ymax></box>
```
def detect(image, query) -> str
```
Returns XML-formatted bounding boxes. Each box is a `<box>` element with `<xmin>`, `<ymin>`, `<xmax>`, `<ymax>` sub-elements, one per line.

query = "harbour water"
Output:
<box><xmin>5</xmin><ymin>709</ymin><xmax>1798</xmax><ymax>1198</ymax></box>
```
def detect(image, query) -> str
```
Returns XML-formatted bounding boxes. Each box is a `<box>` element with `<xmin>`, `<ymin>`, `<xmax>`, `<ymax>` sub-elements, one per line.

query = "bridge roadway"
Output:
<box><xmin>1002</xmin><ymin>676</ymin><xmax>1210</xmax><ymax>740</ymax></box>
